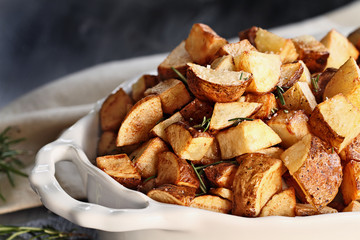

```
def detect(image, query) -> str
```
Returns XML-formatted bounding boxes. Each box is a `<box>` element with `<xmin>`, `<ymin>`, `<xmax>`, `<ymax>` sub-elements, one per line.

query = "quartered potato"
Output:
<box><xmin>97</xmin><ymin>23</ymin><xmax>360</xmax><ymax>218</ymax></box>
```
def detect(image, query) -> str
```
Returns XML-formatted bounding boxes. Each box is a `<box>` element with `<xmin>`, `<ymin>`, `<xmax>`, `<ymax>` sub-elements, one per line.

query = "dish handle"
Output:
<box><xmin>30</xmin><ymin>140</ymin><xmax>197</xmax><ymax>232</ymax></box>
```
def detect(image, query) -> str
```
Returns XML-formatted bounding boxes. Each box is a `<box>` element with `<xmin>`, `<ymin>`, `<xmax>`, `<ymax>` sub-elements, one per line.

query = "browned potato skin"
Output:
<box><xmin>238</xmin><ymin>26</ymin><xmax>259</xmax><ymax>46</ymax></box>
<box><xmin>189</xmin><ymin>195</ymin><xmax>232</xmax><ymax>213</ymax></box>
<box><xmin>147</xmin><ymin>184</ymin><xmax>196</xmax><ymax>206</ymax></box>
<box><xmin>131</xmin><ymin>74</ymin><xmax>159</xmax><ymax>102</ymax></box>
<box><xmin>137</xmin><ymin>178</ymin><xmax>156</xmax><ymax>194</ymax></box>
<box><xmin>204</xmin><ymin>162</ymin><xmax>238</xmax><ymax>189</ymax></box>
<box><xmin>295</xmin><ymin>203</ymin><xmax>338</xmax><ymax>216</ymax></box>
<box><xmin>186</xmin><ymin>63</ymin><xmax>252</xmax><ymax>103</ymax></box>
<box><xmin>340</xmin><ymin>133</ymin><xmax>360</xmax><ymax>162</ymax></box>
<box><xmin>215</xmin><ymin>39</ymin><xmax>257</xmax><ymax>58</ymax></box>
<box><xmin>291</xmin><ymin>35</ymin><xmax>329</xmax><ymax>73</ymax></box>
<box><xmin>209</xmin><ymin>187</ymin><xmax>234</xmax><ymax>202</ymax></box>
<box><xmin>156</xmin><ymin>151</ymin><xmax>200</xmax><ymax>189</ymax></box>
<box><xmin>343</xmin><ymin>200</ymin><xmax>360</xmax><ymax>212</ymax></box>
<box><xmin>341</xmin><ymin>160</ymin><xmax>360</xmax><ymax>205</ymax></box>
<box><xmin>259</xmin><ymin>188</ymin><xmax>296</xmax><ymax>217</ymax></box>
<box><xmin>311</xmin><ymin>68</ymin><xmax>337</xmax><ymax>103</ymax></box>
<box><xmin>348</xmin><ymin>27</ymin><xmax>360</xmax><ymax>51</ymax></box>
<box><xmin>180</xmin><ymin>98</ymin><xmax>213</xmax><ymax>125</ymax></box>
<box><xmin>283</xmin><ymin>171</ymin><xmax>308</xmax><ymax>203</ymax></box>
<box><xmin>245</xmin><ymin>93</ymin><xmax>278</xmax><ymax>119</ymax></box>
<box><xmin>100</xmin><ymin>88</ymin><xmax>133</xmax><ymax>131</ymax></box>
<box><xmin>232</xmin><ymin>153</ymin><xmax>283</xmax><ymax>217</ymax></box>
<box><xmin>278</xmin><ymin>61</ymin><xmax>304</xmax><ymax>88</ymax></box>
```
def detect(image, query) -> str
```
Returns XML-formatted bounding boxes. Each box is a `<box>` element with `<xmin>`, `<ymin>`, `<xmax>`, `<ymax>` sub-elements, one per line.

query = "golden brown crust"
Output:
<box><xmin>147</xmin><ymin>184</ymin><xmax>196</xmax><ymax>206</ymax></box>
<box><xmin>204</xmin><ymin>162</ymin><xmax>238</xmax><ymax>189</ymax></box>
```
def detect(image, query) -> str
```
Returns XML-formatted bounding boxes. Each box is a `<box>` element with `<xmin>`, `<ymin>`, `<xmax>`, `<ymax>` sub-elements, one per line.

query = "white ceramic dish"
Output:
<box><xmin>28</xmin><ymin>72</ymin><xmax>360</xmax><ymax>240</ymax></box>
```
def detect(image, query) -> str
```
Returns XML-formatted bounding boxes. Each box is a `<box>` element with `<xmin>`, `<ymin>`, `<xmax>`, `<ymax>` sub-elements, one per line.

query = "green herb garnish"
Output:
<box><xmin>193</xmin><ymin>116</ymin><xmax>211</xmax><ymax>132</ymax></box>
<box><xmin>190</xmin><ymin>162</ymin><xmax>207</xmax><ymax>194</ymax></box>
<box><xmin>311</xmin><ymin>74</ymin><xmax>320</xmax><ymax>92</ymax></box>
<box><xmin>143</xmin><ymin>175</ymin><xmax>156</xmax><ymax>183</ymax></box>
<box><xmin>276</xmin><ymin>86</ymin><xmax>286</xmax><ymax>105</ymax></box>
<box><xmin>228</xmin><ymin>117</ymin><xmax>253</xmax><ymax>126</ymax></box>
<box><xmin>195</xmin><ymin>160</ymin><xmax>238</xmax><ymax>171</ymax></box>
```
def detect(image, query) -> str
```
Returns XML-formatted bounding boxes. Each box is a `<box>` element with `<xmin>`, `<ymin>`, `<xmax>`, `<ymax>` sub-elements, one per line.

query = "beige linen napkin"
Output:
<box><xmin>1</xmin><ymin>0</ymin><xmax>360</xmax><ymax>215</ymax></box>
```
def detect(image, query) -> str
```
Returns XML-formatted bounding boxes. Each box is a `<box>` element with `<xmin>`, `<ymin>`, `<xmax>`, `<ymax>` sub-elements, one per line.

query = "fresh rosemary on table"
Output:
<box><xmin>0</xmin><ymin>127</ymin><xmax>27</xmax><ymax>201</ymax></box>
<box><xmin>0</xmin><ymin>225</ymin><xmax>91</xmax><ymax>240</ymax></box>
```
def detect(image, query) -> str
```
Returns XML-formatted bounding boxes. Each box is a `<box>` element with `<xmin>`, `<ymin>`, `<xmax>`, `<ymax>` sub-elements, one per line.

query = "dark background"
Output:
<box><xmin>0</xmin><ymin>0</ymin><xmax>355</xmax><ymax>109</ymax></box>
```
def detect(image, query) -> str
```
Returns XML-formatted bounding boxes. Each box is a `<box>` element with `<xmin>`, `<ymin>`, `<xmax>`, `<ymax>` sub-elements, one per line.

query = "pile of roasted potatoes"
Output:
<box><xmin>96</xmin><ymin>23</ymin><xmax>360</xmax><ymax>217</ymax></box>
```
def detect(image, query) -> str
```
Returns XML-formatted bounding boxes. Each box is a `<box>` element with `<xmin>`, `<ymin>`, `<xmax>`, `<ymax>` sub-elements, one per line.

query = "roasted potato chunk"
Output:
<box><xmin>150</xmin><ymin>112</ymin><xmax>184</xmax><ymax>142</ymax></box>
<box><xmin>192</xmin><ymin>139</ymin><xmax>221</xmax><ymax>165</ymax></box>
<box><xmin>340</xmin><ymin>133</ymin><xmax>360</xmax><ymax>162</ymax></box>
<box><xmin>144</xmin><ymin>78</ymin><xmax>192</xmax><ymax>114</ymax></box>
<box><xmin>210</xmin><ymin>55</ymin><xmax>235</xmax><ymax>71</ymax></box>
<box><xmin>147</xmin><ymin>184</ymin><xmax>196</xmax><ymax>206</ymax></box>
<box><xmin>185</xmin><ymin>23</ymin><xmax>228</xmax><ymax>65</ymax></box>
<box><xmin>244</xmin><ymin>93</ymin><xmax>278</xmax><ymax>119</ymax></box>
<box><xmin>232</xmin><ymin>153</ymin><xmax>283</xmax><ymax>217</ymax></box>
<box><xmin>348</xmin><ymin>27</ymin><xmax>360</xmax><ymax>51</ymax></box>
<box><xmin>131</xmin><ymin>74</ymin><xmax>159</xmax><ymax>102</ymax></box>
<box><xmin>98</xmin><ymin>131</ymin><xmax>120</xmax><ymax>156</ymax></box>
<box><xmin>100</xmin><ymin>88</ymin><xmax>133</xmax><ymax>131</ymax></box>
<box><xmin>235</xmin><ymin>50</ymin><xmax>281</xmax><ymax>94</ymax></box>
<box><xmin>157</xmin><ymin>41</ymin><xmax>193</xmax><ymax>80</ymax></box>
<box><xmin>117</xmin><ymin>95</ymin><xmax>163</xmax><ymax>147</ymax></box>
<box><xmin>165</xmin><ymin>122</ymin><xmax>214</xmax><ymax>161</ymax></box>
<box><xmin>267</xmin><ymin>110</ymin><xmax>310</xmax><ymax>148</ymax></box>
<box><xmin>189</xmin><ymin>195</ymin><xmax>232</xmax><ymax>213</ymax></box>
<box><xmin>323</xmin><ymin>57</ymin><xmax>360</xmax><ymax>109</ymax></box>
<box><xmin>129</xmin><ymin>137</ymin><xmax>168</xmax><ymax>178</ymax></box>
<box><xmin>209</xmin><ymin>188</ymin><xmax>233</xmax><ymax>202</ymax></box>
<box><xmin>204</xmin><ymin>162</ymin><xmax>238</xmax><ymax>189</ymax></box>
<box><xmin>341</xmin><ymin>160</ymin><xmax>360</xmax><ymax>205</ymax></box>
<box><xmin>255</xmin><ymin>147</ymin><xmax>284</xmax><ymax>160</ymax></box>
<box><xmin>215</xmin><ymin>39</ymin><xmax>257</xmax><ymax>58</ymax></box>
<box><xmin>311</xmin><ymin>68</ymin><xmax>337</xmax><ymax>103</ymax></box>
<box><xmin>308</xmin><ymin>94</ymin><xmax>360</xmax><ymax>153</ymax></box>
<box><xmin>238</xmin><ymin>26</ymin><xmax>258</xmax><ymax>46</ymax></box>
<box><xmin>281</xmin><ymin>134</ymin><xmax>342</xmax><ymax>210</ymax></box>
<box><xmin>187</xmin><ymin>63</ymin><xmax>252</xmax><ymax>102</ymax></box>
<box><xmin>343</xmin><ymin>200</ymin><xmax>360</xmax><ymax>212</ymax></box>
<box><xmin>180</xmin><ymin>98</ymin><xmax>213</xmax><ymax>125</ymax></box>
<box><xmin>295</xmin><ymin>203</ymin><xmax>338</xmax><ymax>216</ymax></box>
<box><xmin>209</xmin><ymin>101</ymin><xmax>262</xmax><ymax>131</ymax></box>
<box><xmin>216</xmin><ymin>119</ymin><xmax>281</xmax><ymax>159</ymax></box>
<box><xmin>321</xmin><ymin>29</ymin><xmax>359</xmax><ymax>69</ymax></box>
<box><xmin>96</xmin><ymin>154</ymin><xmax>141</xmax><ymax>189</ymax></box>
<box><xmin>278</xmin><ymin>60</ymin><xmax>311</xmax><ymax>88</ymax></box>
<box><xmin>259</xmin><ymin>188</ymin><xmax>296</xmax><ymax>217</ymax></box>
<box><xmin>291</xmin><ymin>35</ymin><xmax>329</xmax><ymax>73</ymax></box>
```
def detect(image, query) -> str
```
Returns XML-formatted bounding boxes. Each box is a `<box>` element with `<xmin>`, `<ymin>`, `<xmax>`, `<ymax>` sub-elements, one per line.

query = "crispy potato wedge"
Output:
<box><xmin>295</xmin><ymin>203</ymin><xmax>338</xmax><ymax>216</ymax></box>
<box><xmin>100</xmin><ymin>88</ymin><xmax>133</xmax><ymax>131</ymax></box>
<box><xmin>291</xmin><ymin>35</ymin><xmax>329</xmax><ymax>73</ymax></box>
<box><xmin>341</xmin><ymin>160</ymin><xmax>360</xmax><ymax>205</ymax></box>
<box><xmin>165</xmin><ymin>122</ymin><xmax>214</xmax><ymax>161</ymax></box>
<box><xmin>308</xmin><ymin>94</ymin><xmax>360</xmax><ymax>153</ymax></box>
<box><xmin>209</xmin><ymin>101</ymin><xmax>262</xmax><ymax>131</ymax></box>
<box><xmin>215</xmin><ymin>39</ymin><xmax>257</xmax><ymax>58</ymax></box>
<box><xmin>204</xmin><ymin>162</ymin><xmax>238</xmax><ymax>189</ymax></box>
<box><xmin>311</xmin><ymin>68</ymin><xmax>337</xmax><ymax>103</ymax></box>
<box><xmin>129</xmin><ymin>137</ymin><xmax>168</xmax><ymax>178</ymax></box>
<box><xmin>216</xmin><ymin>119</ymin><xmax>282</xmax><ymax>159</ymax></box>
<box><xmin>187</xmin><ymin>63</ymin><xmax>252</xmax><ymax>102</ymax></box>
<box><xmin>321</xmin><ymin>29</ymin><xmax>359</xmax><ymax>69</ymax></box>
<box><xmin>131</xmin><ymin>74</ymin><xmax>159</xmax><ymax>102</ymax></box>
<box><xmin>157</xmin><ymin>41</ymin><xmax>193</xmax><ymax>80</ymax></box>
<box><xmin>283</xmin><ymin>171</ymin><xmax>308</xmax><ymax>203</ymax></box>
<box><xmin>156</xmin><ymin>151</ymin><xmax>199</xmax><ymax>189</ymax></box>
<box><xmin>144</xmin><ymin>78</ymin><xmax>192</xmax><ymax>114</ymax></box>
<box><xmin>340</xmin><ymin>133</ymin><xmax>360</xmax><ymax>162</ymax></box>
<box><xmin>281</xmin><ymin>134</ymin><xmax>343</xmax><ymax>210</ymax></box>
<box><xmin>189</xmin><ymin>195</ymin><xmax>232</xmax><ymax>213</ymax></box>
<box><xmin>348</xmin><ymin>27</ymin><xmax>360</xmax><ymax>51</ymax></box>
<box><xmin>254</xmin><ymin>28</ymin><xmax>298</xmax><ymax>63</ymax></box>
<box><xmin>259</xmin><ymin>188</ymin><xmax>296</xmax><ymax>217</ymax></box>
<box><xmin>343</xmin><ymin>200</ymin><xmax>360</xmax><ymax>212</ymax></box>
<box><xmin>185</xmin><ymin>23</ymin><xmax>228</xmax><ymax>65</ymax></box>
<box><xmin>192</xmin><ymin>139</ymin><xmax>221</xmax><ymax>166</ymax></box>
<box><xmin>279</xmin><ymin>60</ymin><xmax>311</xmax><ymax>88</ymax></box>
<box><xmin>180</xmin><ymin>98</ymin><xmax>213</xmax><ymax>125</ymax></box>
<box><xmin>98</xmin><ymin>131</ymin><xmax>121</xmax><ymax>156</ymax></box>
<box><xmin>267</xmin><ymin>110</ymin><xmax>310</xmax><ymax>148</ymax></box>
<box><xmin>147</xmin><ymin>184</ymin><xmax>196</xmax><ymax>206</ymax></box>
<box><xmin>150</xmin><ymin>112</ymin><xmax>184</xmax><ymax>142</ymax></box>
<box><xmin>117</xmin><ymin>95</ymin><xmax>163</xmax><ymax>147</ymax></box>
<box><xmin>96</xmin><ymin>154</ymin><xmax>141</xmax><ymax>189</ymax></box>
<box><xmin>235</xmin><ymin>50</ymin><xmax>281</xmax><ymax>94</ymax></box>
<box><xmin>210</xmin><ymin>55</ymin><xmax>235</xmax><ymax>71</ymax></box>
<box><xmin>281</xmin><ymin>81</ymin><xmax>317</xmax><ymax>116</ymax></box>
<box><xmin>244</xmin><ymin>93</ymin><xmax>278</xmax><ymax>119</ymax></box>
<box><xmin>232</xmin><ymin>153</ymin><xmax>283</xmax><ymax>217</ymax></box>
<box><xmin>323</xmin><ymin>57</ymin><xmax>360</xmax><ymax>109</ymax></box>
<box><xmin>209</xmin><ymin>187</ymin><xmax>233</xmax><ymax>202</ymax></box>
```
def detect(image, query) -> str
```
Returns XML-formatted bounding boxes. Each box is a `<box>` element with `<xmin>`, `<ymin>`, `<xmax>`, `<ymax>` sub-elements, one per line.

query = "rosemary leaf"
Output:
<box><xmin>143</xmin><ymin>175</ymin><xmax>156</xmax><ymax>183</ymax></box>
<box><xmin>276</xmin><ymin>86</ymin><xmax>286</xmax><ymax>105</ymax></box>
<box><xmin>311</xmin><ymin>74</ymin><xmax>320</xmax><ymax>92</ymax></box>
<box><xmin>195</xmin><ymin>160</ymin><xmax>238</xmax><ymax>171</ymax></box>
<box><xmin>190</xmin><ymin>162</ymin><xmax>207</xmax><ymax>194</ymax></box>
<box><xmin>171</xmin><ymin>67</ymin><xmax>188</xmax><ymax>85</ymax></box>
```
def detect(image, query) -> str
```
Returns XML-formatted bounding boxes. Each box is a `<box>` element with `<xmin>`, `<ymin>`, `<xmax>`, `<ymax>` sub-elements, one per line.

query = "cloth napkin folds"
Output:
<box><xmin>1</xmin><ymin>1</ymin><xmax>360</xmax><ymax>215</ymax></box>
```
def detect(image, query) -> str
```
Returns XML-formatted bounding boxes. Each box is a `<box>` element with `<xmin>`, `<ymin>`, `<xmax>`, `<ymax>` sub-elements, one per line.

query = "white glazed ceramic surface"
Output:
<box><xmin>29</xmin><ymin>72</ymin><xmax>360</xmax><ymax>240</ymax></box>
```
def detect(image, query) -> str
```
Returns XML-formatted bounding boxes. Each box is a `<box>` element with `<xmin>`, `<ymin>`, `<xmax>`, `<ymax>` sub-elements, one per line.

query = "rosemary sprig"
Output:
<box><xmin>0</xmin><ymin>127</ymin><xmax>27</xmax><ymax>201</ymax></box>
<box><xmin>195</xmin><ymin>160</ymin><xmax>238</xmax><ymax>171</ymax></box>
<box><xmin>0</xmin><ymin>225</ymin><xmax>91</xmax><ymax>240</ymax></box>
<box><xmin>143</xmin><ymin>175</ymin><xmax>156</xmax><ymax>183</ymax></box>
<box><xmin>190</xmin><ymin>162</ymin><xmax>207</xmax><ymax>194</ymax></box>
<box><xmin>276</xmin><ymin>86</ymin><xmax>286</xmax><ymax>106</ymax></box>
<box><xmin>311</xmin><ymin>74</ymin><xmax>320</xmax><ymax>92</ymax></box>
<box><xmin>171</xmin><ymin>67</ymin><xmax>194</xmax><ymax>97</ymax></box>
<box><xmin>228</xmin><ymin>117</ymin><xmax>253</xmax><ymax>126</ymax></box>
<box><xmin>192</xmin><ymin>116</ymin><xmax>211</xmax><ymax>132</ymax></box>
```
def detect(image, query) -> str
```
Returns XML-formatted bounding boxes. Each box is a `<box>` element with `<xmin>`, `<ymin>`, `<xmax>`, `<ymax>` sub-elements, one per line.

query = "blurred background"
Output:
<box><xmin>0</xmin><ymin>0</ymin><xmax>356</xmax><ymax>110</ymax></box>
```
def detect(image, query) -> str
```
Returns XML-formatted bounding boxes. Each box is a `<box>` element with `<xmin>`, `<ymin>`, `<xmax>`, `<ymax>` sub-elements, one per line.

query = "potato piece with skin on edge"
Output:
<box><xmin>279</xmin><ymin>60</ymin><xmax>311</xmax><ymax>88</ymax></box>
<box><xmin>348</xmin><ymin>27</ymin><xmax>360</xmax><ymax>51</ymax></box>
<box><xmin>117</xmin><ymin>95</ymin><xmax>163</xmax><ymax>147</ymax></box>
<box><xmin>187</xmin><ymin>63</ymin><xmax>252</xmax><ymax>103</ymax></box>
<box><xmin>209</xmin><ymin>188</ymin><xmax>233</xmax><ymax>202</ymax></box>
<box><xmin>100</xmin><ymin>87</ymin><xmax>133</xmax><ymax>132</ymax></box>
<box><xmin>209</xmin><ymin>101</ymin><xmax>262</xmax><ymax>131</ymax></box>
<box><xmin>98</xmin><ymin>131</ymin><xmax>120</xmax><ymax>156</ymax></box>
<box><xmin>128</xmin><ymin>137</ymin><xmax>168</xmax><ymax>178</ymax></box>
<box><xmin>340</xmin><ymin>133</ymin><xmax>360</xmax><ymax>162</ymax></box>
<box><xmin>255</xmin><ymin>147</ymin><xmax>284</xmax><ymax>160</ymax></box>
<box><xmin>210</xmin><ymin>55</ymin><xmax>235</xmax><ymax>71</ymax></box>
<box><xmin>157</xmin><ymin>40</ymin><xmax>193</xmax><ymax>80</ymax></box>
<box><xmin>131</xmin><ymin>74</ymin><xmax>159</xmax><ymax>102</ymax></box>
<box><xmin>180</xmin><ymin>98</ymin><xmax>213</xmax><ymax>125</ymax></box>
<box><xmin>185</xmin><ymin>23</ymin><xmax>228</xmax><ymax>65</ymax></box>
<box><xmin>232</xmin><ymin>153</ymin><xmax>283</xmax><ymax>217</ymax></box>
<box><xmin>259</xmin><ymin>188</ymin><xmax>296</xmax><ymax>217</ymax></box>
<box><xmin>204</xmin><ymin>162</ymin><xmax>238</xmax><ymax>189</ymax></box>
<box><xmin>191</xmin><ymin>138</ymin><xmax>221</xmax><ymax>166</ymax></box>
<box><xmin>189</xmin><ymin>195</ymin><xmax>232</xmax><ymax>213</ymax></box>
<box><xmin>341</xmin><ymin>160</ymin><xmax>360</xmax><ymax>205</ymax></box>
<box><xmin>96</xmin><ymin>154</ymin><xmax>141</xmax><ymax>189</ymax></box>
<box><xmin>280</xmin><ymin>134</ymin><xmax>343</xmax><ymax>210</ymax></box>
<box><xmin>295</xmin><ymin>203</ymin><xmax>338</xmax><ymax>216</ymax></box>
<box><xmin>244</xmin><ymin>93</ymin><xmax>278</xmax><ymax>120</ymax></box>
<box><xmin>311</xmin><ymin>67</ymin><xmax>337</xmax><ymax>103</ymax></box>
<box><xmin>216</xmin><ymin>119</ymin><xmax>282</xmax><ymax>160</ymax></box>
<box><xmin>147</xmin><ymin>184</ymin><xmax>196</xmax><ymax>206</ymax></box>
<box><xmin>150</xmin><ymin>112</ymin><xmax>184</xmax><ymax>142</ymax></box>
<box><xmin>215</xmin><ymin>39</ymin><xmax>257</xmax><ymax>58</ymax></box>
<box><xmin>343</xmin><ymin>200</ymin><xmax>360</xmax><ymax>212</ymax></box>
<box><xmin>308</xmin><ymin>94</ymin><xmax>360</xmax><ymax>153</ymax></box>
<box><xmin>165</xmin><ymin>122</ymin><xmax>214</xmax><ymax>161</ymax></box>
<box><xmin>234</xmin><ymin>50</ymin><xmax>281</xmax><ymax>94</ymax></box>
